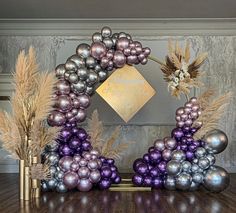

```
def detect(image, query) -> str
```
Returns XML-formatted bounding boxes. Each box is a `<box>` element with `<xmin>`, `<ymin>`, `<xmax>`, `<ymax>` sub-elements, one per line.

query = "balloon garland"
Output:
<box><xmin>42</xmin><ymin>27</ymin><xmax>230</xmax><ymax>193</ymax></box>
<box><xmin>42</xmin><ymin>27</ymin><xmax>151</xmax><ymax>192</ymax></box>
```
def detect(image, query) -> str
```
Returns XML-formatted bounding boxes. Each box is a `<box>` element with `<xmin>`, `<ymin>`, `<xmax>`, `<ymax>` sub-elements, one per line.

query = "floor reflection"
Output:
<box><xmin>19</xmin><ymin>188</ymin><xmax>227</xmax><ymax>213</ymax></box>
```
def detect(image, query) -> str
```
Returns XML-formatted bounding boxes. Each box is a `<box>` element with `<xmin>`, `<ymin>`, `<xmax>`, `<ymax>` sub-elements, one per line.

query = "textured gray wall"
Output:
<box><xmin>0</xmin><ymin>23</ymin><xmax>235</xmax><ymax>173</ymax></box>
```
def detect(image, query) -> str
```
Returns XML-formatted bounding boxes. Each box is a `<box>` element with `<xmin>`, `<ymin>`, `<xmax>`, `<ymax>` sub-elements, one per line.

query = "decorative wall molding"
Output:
<box><xmin>0</xmin><ymin>18</ymin><xmax>236</xmax><ymax>36</ymax></box>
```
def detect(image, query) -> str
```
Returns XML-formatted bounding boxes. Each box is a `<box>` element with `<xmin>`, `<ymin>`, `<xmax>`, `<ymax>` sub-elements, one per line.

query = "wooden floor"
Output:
<box><xmin>0</xmin><ymin>174</ymin><xmax>236</xmax><ymax>213</ymax></box>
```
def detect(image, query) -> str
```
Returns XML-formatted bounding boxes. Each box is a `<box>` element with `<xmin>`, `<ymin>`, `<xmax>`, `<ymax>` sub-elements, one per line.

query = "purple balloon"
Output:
<box><xmin>149</xmin><ymin>151</ymin><xmax>161</xmax><ymax>164</ymax></box>
<box><xmin>68</xmin><ymin>137</ymin><xmax>81</xmax><ymax>149</ymax></box>
<box><xmin>127</xmin><ymin>55</ymin><xmax>138</xmax><ymax>64</ymax></box>
<box><xmin>133</xmin><ymin>159</ymin><xmax>144</xmax><ymax>172</ymax></box>
<box><xmin>113</xmin><ymin>51</ymin><xmax>126</xmax><ymax>68</ymax></box>
<box><xmin>158</xmin><ymin>161</ymin><xmax>167</xmax><ymax>173</ymax></box>
<box><xmin>136</xmin><ymin>163</ymin><xmax>149</xmax><ymax>175</ymax></box>
<box><xmin>90</xmin><ymin>42</ymin><xmax>107</xmax><ymax>60</ymax></box>
<box><xmin>132</xmin><ymin>174</ymin><xmax>143</xmax><ymax>186</ymax></box>
<box><xmin>110</xmin><ymin>166</ymin><xmax>117</xmax><ymax>172</ymax></box>
<box><xmin>63</xmin><ymin>171</ymin><xmax>79</xmax><ymax>189</ymax></box>
<box><xmin>143</xmin><ymin>176</ymin><xmax>152</xmax><ymax>187</ymax></box>
<box><xmin>77</xmin><ymin>128</ymin><xmax>88</xmax><ymax>140</ymax></box>
<box><xmin>107</xmin><ymin>158</ymin><xmax>115</xmax><ymax>165</ymax></box>
<box><xmin>101</xmin><ymin>166</ymin><xmax>112</xmax><ymax>178</ymax></box>
<box><xmin>171</xmin><ymin>128</ymin><xmax>184</xmax><ymax>140</ymax></box>
<box><xmin>75</xmin><ymin>109</ymin><xmax>86</xmax><ymax>122</ymax></box>
<box><xmin>111</xmin><ymin>171</ymin><xmax>117</xmax><ymax>180</ymax></box>
<box><xmin>186</xmin><ymin>151</ymin><xmax>194</xmax><ymax>161</ymax></box>
<box><xmin>81</xmin><ymin>141</ymin><xmax>92</xmax><ymax>151</ymax></box>
<box><xmin>56</xmin><ymin>80</ymin><xmax>71</xmax><ymax>95</ymax></box>
<box><xmin>143</xmin><ymin>47</ymin><xmax>151</xmax><ymax>56</ymax></box>
<box><xmin>143</xmin><ymin>153</ymin><xmax>150</xmax><ymax>163</ymax></box>
<box><xmin>60</xmin><ymin>128</ymin><xmax>72</xmax><ymax>140</ymax></box>
<box><xmin>70</xmin><ymin>162</ymin><xmax>80</xmax><ymax>172</ymax></box>
<box><xmin>48</xmin><ymin>111</ymin><xmax>66</xmax><ymax>127</ymax></box>
<box><xmin>55</xmin><ymin>95</ymin><xmax>72</xmax><ymax>112</ymax></box>
<box><xmin>59</xmin><ymin>144</ymin><xmax>73</xmax><ymax>156</ymax></box>
<box><xmin>116</xmin><ymin>37</ymin><xmax>130</xmax><ymax>51</ymax></box>
<box><xmin>152</xmin><ymin>177</ymin><xmax>163</xmax><ymax>189</ymax></box>
<box><xmin>99</xmin><ymin>179</ymin><xmax>111</xmax><ymax>190</ymax></box>
<box><xmin>150</xmin><ymin>167</ymin><xmax>160</xmax><ymax>177</ymax></box>
<box><xmin>113</xmin><ymin>176</ymin><xmax>121</xmax><ymax>184</ymax></box>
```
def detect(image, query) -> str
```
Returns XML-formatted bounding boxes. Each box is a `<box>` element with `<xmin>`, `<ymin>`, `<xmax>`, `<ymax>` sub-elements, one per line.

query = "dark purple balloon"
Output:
<box><xmin>191</xmin><ymin>128</ymin><xmax>198</xmax><ymax>134</ymax></box>
<box><xmin>188</xmin><ymin>144</ymin><xmax>197</xmax><ymax>152</ymax></box>
<box><xmin>186</xmin><ymin>151</ymin><xmax>194</xmax><ymax>161</ymax></box>
<box><xmin>101</xmin><ymin>166</ymin><xmax>112</xmax><ymax>178</ymax></box>
<box><xmin>99</xmin><ymin>179</ymin><xmax>111</xmax><ymax>190</ymax></box>
<box><xmin>132</xmin><ymin>174</ymin><xmax>143</xmax><ymax>186</ymax></box>
<box><xmin>107</xmin><ymin>158</ymin><xmax>115</xmax><ymax>165</ymax></box>
<box><xmin>110</xmin><ymin>166</ymin><xmax>117</xmax><ymax>172</ymax></box>
<box><xmin>59</xmin><ymin>144</ymin><xmax>73</xmax><ymax>156</ymax></box>
<box><xmin>143</xmin><ymin>153</ymin><xmax>150</xmax><ymax>163</ymax></box>
<box><xmin>81</xmin><ymin>141</ymin><xmax>92</xmax><ymax>151</ymax></box>
<box><xmin>71</xmin><ymin>127</ymin><xmax>79</xmax><ymax>134</ymax></box>
<box><xmin>158</xmin><ymin>161</ymin><xmax>167</xmax><ymax>173</ymax></box>
<box><xmin>136</xmin><ymin>163</ymin><xmax>149</xmax><ymax>175</ymax></box>
<box><xmin>182</xmin><ymin>126</ymin><xmax>191</xmax><ymax>134</ymax></box>
<box><xmin>152</xmin><ymin>177</ymin><xmax>163</xmax><ymax>189</ymax></box>
<box><xmin>150</xmin><ymin>167</ymin><xmax>160</xmax><ymax>177</ymax></box>
<box><xmin>111</xmin><ymin>171</ymin><xmax>117</xmax><ymax>180</ymax></box>
<box><xmin>148</xmin><ymin>146</ymin><xmax>155</xmax><ymax>153</ymax></box>
<box><xmin>171</xmin><ymin>128</ymin><xmax>184</xmax><ymax>140</ymax></box>
<box><xmin>149</xmin><ymin>151</ymin><xmax>161</xmax><ymax>164</ymax></box>
<box><xmin>143</xmin><ymin>176</ymin><xmax>152</xmax><ymax>187</ymax></box>
<box><xmin>133</xmin><ymin>158</ymin><xmax>144</xmax><ymax>172</ymax></box>
<box><xmin>77</xmin><ymin>128</ymin><xmax>88</xmax><ymax>140</ymax></box>
<box><xmin>60</xmin><ymin>128</ymin><xmax>72</xmax><ymax>140</ymax></box>
<box><xmin>68</xmin><ymin>137</ymin><xmax>81</xmax><ymax>149</ymax></box>
<box><xmin>113</xmin><ymin>176</ymin><xmax>121</xmax><ymax>184</ymax></box>
<box><xmin>181</xmin><ymin>144</ymin><xmax>188</xmax><ymax>151</ymax></box>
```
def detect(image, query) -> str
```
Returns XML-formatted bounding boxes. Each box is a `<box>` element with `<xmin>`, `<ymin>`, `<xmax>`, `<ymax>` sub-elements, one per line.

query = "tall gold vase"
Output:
<box><xmin>19</xmin><ymin>160</ymin><xmax>25</xmax><ymax>200</ymax></box>
<box><xmin>31</xmin><ymin>156</ymin><xmax>41</xmax><ymax>198</ymax></box>
<box><xmin>24</xmin><ymin>166</ymin><xmax>31</xmax><ymax>201</ymax></box>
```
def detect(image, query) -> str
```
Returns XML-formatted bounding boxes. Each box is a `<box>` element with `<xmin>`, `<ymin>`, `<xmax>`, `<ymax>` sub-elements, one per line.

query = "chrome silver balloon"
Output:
<box><xmin>47</xmin><ymin>179</ymin><xmax>58</xmax><ymax>190</ymax></box>
<box><xmin>164</xmin><ymin>176</ymin><xmax>176</xmax><ymax>190</ymax></box>
<box><xmin>98</xmin><ymin>70</ymin><xmax>108</xmax><ymax>81</ymax></box>
<box><xmin>203</xmin><ymin>129</ymin><xmax>228</xmax><ymax>154</ymax></box>
<box><xmin>86</xmin><ymin>56</ymin><xmax>97</xmax><ymax>69</ymax></box>
<box><xmin>167</xmin><ymin>160</ymin><xmax>182</xmax><ymax>176</ymax></box>
<box><xmin>77</xmin><ymin>67</ymin><xmax>88</xmax><ymax>81</ymax></box>
<box><xmin>198</xmin><ymin>157</ymin><xmax>210</xmax><ymax>170</ymax></box>
<box><xmin>68</xmin><ymin>73</ymin><xmax>79</xmax><ymax>83</ymax></box>
<box><xmin>92</xmin><ymin>32</ymin><xmax>103</xmax><ymax>42</ymax></box>
<box><xmin>191</xmin><ymin>164</ymin><xmax>199</xmax><ymax>173</ymax></box>
<box><xmin>203</xmin><ymin>166</ymin><xmax>230</xmax><ymax>192</ymax></box>
<box><xmin>46</xmin><ymin>141</ymin><xmax>59</xmax><ymax>152</ymax></box>
<box><xmin>86</xmin><ymin>71</ymin><xmax>98</xmax><ymax>85</ymax></box>
<box><xmin>101</xmin><ymin>26</ymin><xmax>112</xmax><ymax>38</ymax></box>
<box><xmin>195</xmin><ymin>147</ymin><xmax>207</xmax><ymax>158</ymax></box>
<box><xmin>192</xmin><ymin>158</ymin><xmax>199</xmax><ymax>164</ymax></box>
<box><xmin>103</xmin><ymin>37</ymin><xmax>114</xmax><ymax>49</ymax></box>
<box><xmin>85</xmin><ymin>86</ymin><xmax>94</xmax><ymax>95</ymax></box>
<box><xmin>189</xmin><ymin>181</ymin><xmax>200</xmax><ymax>191</ymax></box>
<box><xmin>55</xmin><ymin>170</ymin><xmax>65</xmax><ymax>181</ymax></box>
<box><xmin>68</xmin><ymin>55</ymin><xmax>85</xmax><ymax>68</ymax></box>
<box><xmin>171</xmin><ymin>150</ymin><xmax>186</xmax><ymax>162</ymax></box>
<box><xmin>206</xmin><ymin>154</ymin><xmax>216</xmax><ymax>166</ymax></box>
<box><xmin>76</xmin><ymin>43</ymin><xmax>91</xmax><ymax>59</ymax></box>
<box><xmin>65</xmin><ymin>60</ymin><xmax>78</xmax><ymax>71</ymax></box>
<box><xmin>56</xmin><ymin>181</ymin><xmax>68</xmax><ymax>193</ymax></box>
<box><xmin>41</xmin><ymin>181</ymin><xmax>49</xmax><ymax>192</ymax></box>
<box><xmin>154</xmin><ymin>139</ymin><xmax>165</xmax><ymax>151</ymax></box>
<box><xmin>94</xmin><ymin>64</ymin><xmax>102</xmax><ymax>73</ymax></box>
<box><xmin>192</xmin><ymin>172</ymin><xmax>204</xmax><ymax>183</ymax></box>
<box><xmin>55</xmin><ymin>64</ymin><xmax>66</xmax><ymax>79</ymax></box>
<box><xmin>182</xmin><ymin>161</ymin><xmax>191</xmax><ymax>172</ymax></box>
<box><xmin>49</xmin><ymin>166</ymin><xmax>57</xmax><ymax>176</ymax></box>
<box><xmin>176</xmin><ymin>173</ymin><xmax>192</xmax><ymax>190</ymax></box>
<box><xmin>46</xmin><ymin>152</ymin><xmax>60</xmax><ymax>166</ymax></box>
<box><xmin>71</xmin><ymin>81</ymin><xmax>86</xmax><ymax>93</ymax></box>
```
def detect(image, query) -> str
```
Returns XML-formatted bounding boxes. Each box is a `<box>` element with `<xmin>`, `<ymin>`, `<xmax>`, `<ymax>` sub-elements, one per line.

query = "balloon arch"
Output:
<box><xmin>42</xmin><ymin>27</ymin><xmax>230</xmax><ymax>193</ymax></box>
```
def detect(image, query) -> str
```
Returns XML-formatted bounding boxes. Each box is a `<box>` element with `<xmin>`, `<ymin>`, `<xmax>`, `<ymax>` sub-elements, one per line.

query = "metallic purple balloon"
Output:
<box><xmin>132</xmin><ymin>174</ymin><xmax>143</xmax><ymax>186</ymax></box>
<box><xmin>133</xmin><ymin>158</ymin><xmax>144</xmax><ymax>172</ymax></box>
<box><xmin>143</xmin><ymin>47</ymin><xmax>151</xmax><ymax>56</ymax></box>
<box><xmin>136</xmin><ymin>163</ymin><xmax>148</xmax><ymax>175</ymax></box>
<box><xmin>77</xmin><ymin>178</ymin><xmax>93</xmax><ymax>192</ymax></box>
<box><xmin>114</xmin><ymin>176</ymin><xmax>121</xmax><ymax>184</ymax></box>
<box><xmin>60</xmin><ymin>128</ymin><xmax>72</xmax><ymax>140</ymax></box>
<box><xmin>81</xmin><ymin>141</ymin><xmax>91</xmax><ymax>151</ymax></box>
<box><xmin>73</xmin><ymin>154</ymin><xmax>81</xmax><ymax>162</ymax></box>
<box><xmin>56</xmin><ymin>80</ymin><xmax>71</xmax><ymax>95</ymax></box>
<box><xmin>75</xmin><ymin>109</ymin><xmax>86</xmax><ymax>122</ymax></box>
<box><xmin>127</xmin><ymin>55</ymin><xmax>138</xmax><ymax>64</ymax></box>
<box><xmin>152</xmin><ymin>177</ymin><xmax>163</xmax><ymax>189</ymax></box>
<box><xmin>186</xmin><ymin>151</ymin><xmax>194</xmax><ymax>161</ymax></box>
<box><xmin>90</xmin><ymin>42</ymin><xmax>107</xmax><ymax>60</ymax></box>
<box><xmin>162</xmin><ymin>149</ymin><xmax>172</xmax><ymax>161</ymax></box>
<box><xmin>48</xmin><ymin>111</ymin><xmax>66</xmax><ymax>126</ymax></box>
<box><xmin>116</xmin><ymin>37</ymin><xmax>130</xmax><ymax>51</ymax></box>
<box><xmin>98</xmin><ymin>179</ymin><xmax>111</xmax><ymax>190</ymax></box>
<box><xmin>107</xmin><ymin>158</ymin><xmax>115</xmax><ymax>165</ymax></box>
<box><xmin>143</xmin><ymin>153</ymin><xmax>150</xmax><ymax>163</ymax></box>
<box><xmin>88</xmin><ymin>160</ymin><xmax>98</xmax><ymax>170</ymax></box>
<box><xmin>78</xmin><ymin>167</ymin><xmax>90</xmax><ymax>179</ymax></box>
<box><xmin>68</xmin><ymin>137</ymin><xmax>81</xmax><ymax>149</ymax></box>
<box><xmin>79</xmin><ymin>158</ymin><xmax>87</xmax><ymax>167</ymax></box>
<box><xmin>143</xmin><ymin>176</ymin><xmax>152</xmax><ymax>186</ymax></box>
<box><xmin>59</xmin><ymin>144</ymin><xmax>73</xmax><ymax>156</ymax></box>
<box><xmin>72</xmin><ymin>98</ymin><xmax>80</xmax><ymax>108</ymax></box>
<box><xmin>171</xmin><ymin>128</ymin><xmax>184</xmax><ymax>140</ymax></box>
<box><xmin>113</xmin><ymin>51</ymin><xmax>126</xmax><ymax>68</ymax></box>
<box><xmin>59</xmin><ymin>156</ymin><xmax>73</xmax><ymax>172</ymax></box>
<box><xmin>101</xmin><ymin>166</ymin><xmax>112</xmax><ymax>178</ymax></box>
<box><xmin>70</xmin><ymin>162</ymin><xmax>80</xmax><ymax>172</ymax></box>
<box><xmin>100</xmin><ymin>57</ymin><xmax>109</xmax><ymax>68</ymax></box>
<box><xmin>158</xmin><ymin>161</ymin><xmax>167</xmax><ymax>173</ymax></box>
<box><xmin>78</xmin><ymin>95</ymin><xmax>90</xmax><ymax>109</ymax></box>
<box><xmin>63</xmin><ymin>171</ymin><xmax>79</xmax><ymax>189</ymax></box>
<box><xmin>149</xmin><ymin>150</ymin><xmax>162</xmax><ymax>163</ymax></box>
<box><xmin>124</xmin><ymin>47</ymin><xmax>131</xmax><ymax>56</ymax></box>
<box><xmin>77</xmin><ymin>128</ymin><xmax>88</xmax><ymax>140</ymax></box>
<box><xmin>150</xmin><ymin>167</ymin><xmax>160</xmax><ymax>177</ymax></box>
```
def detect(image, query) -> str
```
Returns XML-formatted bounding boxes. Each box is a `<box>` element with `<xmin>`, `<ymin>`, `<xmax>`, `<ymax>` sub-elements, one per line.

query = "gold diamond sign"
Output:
<box><xmin>96</xmin><ymin>65</ymin><xmax>156</xmax><ymax>123</ymax></box>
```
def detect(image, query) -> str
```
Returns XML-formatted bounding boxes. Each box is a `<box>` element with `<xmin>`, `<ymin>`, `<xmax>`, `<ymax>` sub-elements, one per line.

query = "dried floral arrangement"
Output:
<box><xmin>155</xmin><ymin>40</ymin><xmax>208</xmax><ymax>99</ymax></box>
<box><xmin>193</xmin><ymin>89</ymin><xmax>232</xmax><ymax>140</ymax></box>
<box><xmin>87</xmin><ymin>110</ymin><xmax>132</xmax><ymax>159</ymax></box>
<box><xmin>0</xmin><ymin>47</ymin><xmax>59</xmax><ymax>167</ymax></box>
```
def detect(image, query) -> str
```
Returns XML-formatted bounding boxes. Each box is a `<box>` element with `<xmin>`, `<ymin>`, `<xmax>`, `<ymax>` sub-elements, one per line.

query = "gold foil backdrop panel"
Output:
<box><xmin>96</xmin><ymin>65</ymin><xmax>156</xmax><ymax>123</ymax></box>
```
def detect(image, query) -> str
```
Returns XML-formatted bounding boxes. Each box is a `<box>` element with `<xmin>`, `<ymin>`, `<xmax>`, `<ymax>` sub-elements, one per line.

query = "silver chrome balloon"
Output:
<box><xmin>41</xmin><ymin>181</ymin><xmax>49</xmax><ymax>192</ymax></box>
<box><xmin>92</xmin><ymin>32</ymin><xmax>103</xmax><ymax>42</ymax></box>
<box><xmin>191</xmin><ymin>164</ymin><xmax>199</xmax><ymax>173</ymax></box>
<box><xmin>189</xmin><ymin>181</ymin><xmax>200</xmax><ymax>191</ymax></box>
<box><xmin>203</xmin><ymin>129</ymin><xmax>228</xmax><ymax>154</ymax></box>
<box><xmin>182</xmin><ymin>161</ymin><xmax>191</xmax><ymax>172</ymax></box>
<box><xmin>101</xmin><ymin>26</ymin><xmax>112</xmax><ymax>38</ymax></box>
<box><xmin>192</xmin><ymin>172</ymin><xmax>204</xmax><ymax>183</ymax></box>
<box><xmin>164</xmin><ymin>176</ymin><xmax>176</xmax><ymax>190</ymax></box>
<box><xmin>103</xmin><ymin>38</ymin><xmax>114</xmax><ymax>49</ymax></box>
<box><xmin>65</xmin><ymin>60</ymin><xmax>78</xmax><ymax>71</ymax></box>
<box><xmin>71</xmin><ymin>81</ymin><xmax>86</xmax><ymax>93</ymax></box>
<box><xmin>55</xmin><ymin>64</ymin><xmax>66</xmax><ymax>79</ymax></box>
<box><xmin>86</xmin><ymin>71</ymin><xmax>98</xmax><ymax>85</ymax></box>
<box><xmin>47</xmin><ymin>179</ymin><xmax>58</xmax><ymax>190</ymax></box>
<box><xmin>77</xmin><ymin>67</ymin><xmax>88</xmax><ymax>81</ymax></box>
<box><xmin>85</xmin><ymin>86</ymin><xmax>94</xmax><ymax>95</ymax></box>
<box><xmin>68</xmin><ymin>73</ymin><xmax>79</xmax><ymax>84</ymax></box>
<box><xmin>55</xmin><ymin>170</ymin><xmax>65</xmax><ymax>181</ymax></box>
<box><xmin>68</xmin><ymin>55</ymin><xmax>85</xmax><ymax>68</ymax></box>
<box><xmin>195</xmin><ymin>147</ymin><xmax>207</xmax><ymax>158</ymax></box>
<box><xmin>98</xmin><ymin>70</ymin><xmax>108</xmax><ymax>81</ymax></box>
<box><xmin>167</xmin><ymin>160</ymin><xmax>182</xmax><ymax>176</ymax></box>
<box><xmin>154</xmin><ymin>139</ymin><xmax>165</xmax><ymax>151</ymax></box>
<box><xmin>203</xmin><ymin>166</ymin><xmax>230</xmax><ymax>192</ymax></box>
<box><xmin>176</xmin><ymin>173</ymin><xmax>192</xmax><ymax>190</ymax></box>
<box><xmin>86</xmin><ymin>56</ymin><xmax>97</xmax><ymax>69</ymax></box>
<box><xmin>198</xmin><ymin>157</ymin><xmax>210</xmax><ymax>170</ymax></box>
<box><xmin>56</xmin><ymin>181</ymin><xmax>68</xmax><ymax>193</ymax></box>
<box><xmin>171</xmin><ymin>150</ymin><xmax>186</xmax><ymax>162</ymax></box>
<box><xmin>46</xmin><ymin>152</ymin><xmax>60</xmax><ymax>166</ymax></box>
<box><xmin>76</xmin><ymin>43</ymin><xmax>91</xmax><ymax>59</ymax></box>
<box><xmin>206</xmin><ymin>154</ymin><xmax>216</xmax><ymax>166</ymax></box>
<box><xmin>49</xmin><ymin>166</ymin><xmax>57</xmax><ymax>176</ymax></box>
<box><xmin>46</xmin><ymin>141</ymin><xmax>59</xmax><ymax>152</ymax></box>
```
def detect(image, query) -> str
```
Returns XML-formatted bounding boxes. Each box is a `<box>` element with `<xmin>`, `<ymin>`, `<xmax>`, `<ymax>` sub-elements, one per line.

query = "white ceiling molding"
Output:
<box><xmin>0</xmin><ymin>18</ymin><xmax>236</xmax><ymax>36</ymax></box>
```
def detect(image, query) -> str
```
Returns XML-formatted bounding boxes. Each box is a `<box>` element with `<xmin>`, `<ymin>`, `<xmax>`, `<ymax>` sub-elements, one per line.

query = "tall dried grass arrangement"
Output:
<box><xmin>193</xmin><ymin>89</ymin><xmax>232</xmax><ymax>139</ymax></box>
<box><xmin>0</xmin><ymin>47</ymin><xmax>59</xmax><ymax>165</ymax></box>
<box><xmin>87</xmin><ymin>110</ymin><xmax>132</xmax><ymax>159</ymax></box>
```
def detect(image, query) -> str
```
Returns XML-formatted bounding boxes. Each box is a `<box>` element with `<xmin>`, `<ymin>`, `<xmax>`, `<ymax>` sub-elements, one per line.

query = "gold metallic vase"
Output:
<box><xmin>24</xmin><ymin>166</ymin><xmax>31</xmax><ymax>201</ymax></box>
<box><xmin>19</xmin><ymin>160</ymin><xmax>25</xmax><ymax>200</ymax></box>
<box><xmin>31</xmin><ymin>156</ymin><xmax>41</xmax><ymax>198</ymax></box>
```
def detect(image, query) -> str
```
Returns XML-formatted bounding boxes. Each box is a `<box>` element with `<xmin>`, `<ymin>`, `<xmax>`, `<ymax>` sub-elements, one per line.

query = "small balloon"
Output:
<box><xmin>90</xmin><ymin>42</ymin><xmax>107</xmax><ymax>60</ymax></box>
<box><xmin>68</xmin><ymin>54</ymin><xmax>85</xmax><ymax>68</ymax></box>
<box><xmin>153</xmin><ymin>139</ymin><xmax>165</xmax><ymax>151</ymax></box>
<box><xmin>77</xmin><ymin>178</ymin><xmax>93</xmax><ymax>192</ymax></box>
<box><xmin>65</xmin><ymin>60</ymin><xmax>78</xmax><ymax>71</ymax></box>
<box><xmin>101</xmin><ymin>26</ymin><xmax>112</xmax><ymax>38</ymax></box>
<box><xmin>164</xmin><ymin>176</ymin><xmax>176</xmax><ymax>190</ymax></box>
<box><xmin>56</xmin><ymin>181</ymin><xmax>68</xmax><ymax>193</ymax></box>
<box><xmin>86</xmin><ymin>56</ymin><xmax>97</xmax><ymax>69</ymax></box>
<box><xmin>166</xmin><ymin>160</ymin><xmax>182</xmax><ymax>176</ymax></box>
<box><xmin>89</xmin><ymin>170</ymin><xmax>101</xmax><ymax>183</ymax></box>
<box><xmin>59</xmin><ymin>156</ymin><xmax>73</xmax><ymax>172</ymax></box>
<box><xmin>92</xmin><ymin>32</ymin><xmax>103</xmax><ymax>42</ymax></box>
<box><xmin>175</xmin><ymin>173</ymin><xmax>192</xmax><ymax>190</ymax></box>
<box><xmin>76</xmin><ymin>43</ymin><xmax>91</xmax><ymax>59</ymax></box>
<box><xmin>55</xmin><ymin>64</ymin><xmax>66</xmax><ymax>79</ymax></box>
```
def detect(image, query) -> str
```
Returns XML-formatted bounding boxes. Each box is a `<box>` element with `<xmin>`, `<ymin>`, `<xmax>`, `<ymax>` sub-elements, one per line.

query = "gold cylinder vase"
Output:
<box><xmin>31</xmin><ymin>157</ymin><xmax>41</xmax><ymax>198</ymax></box>
<box><xmin>19</xmin><ymin>160</ymin><xmax>25</xmax><ymax>200</ymax></box>
<box><xmin>24</xmin><ymin>166</ymin><xmax>31</xmax><ymax>201</ymax></box>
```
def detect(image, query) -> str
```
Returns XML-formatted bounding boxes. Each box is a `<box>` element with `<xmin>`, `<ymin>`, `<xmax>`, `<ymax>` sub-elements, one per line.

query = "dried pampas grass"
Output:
<box><xmin>87</xmin><ymin>110</ymin><xmax>132</xmax><ymax>160</ymax></box>
<box><xmin>193</xmin><ymin>90</ymin><xmax>232</xmax><ymax>139</ymax></box>
<box><xmin>0</xmin><ymin>47</ymin><xmax>58</xmax><ymax>165</ymax></box>
<box><xmin>30</xmin><ymin>163</ymin><xmax>51</xmax><ymax>180</ymax></box>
